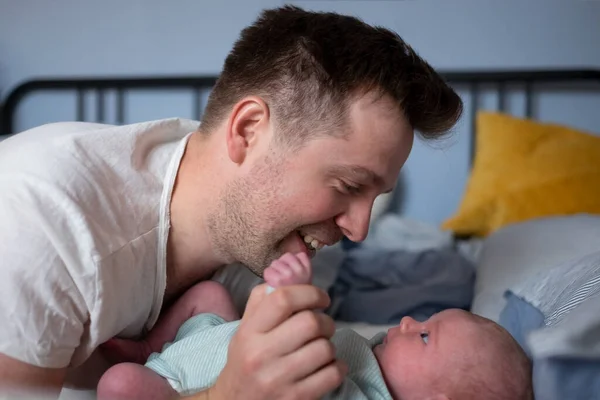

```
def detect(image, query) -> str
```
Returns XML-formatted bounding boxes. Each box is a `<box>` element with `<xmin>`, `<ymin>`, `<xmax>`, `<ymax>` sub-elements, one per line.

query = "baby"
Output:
<box><xmin>98</xmin><ymin>253</ymin><xmax>533</xmax><ymax>400</ymax></box>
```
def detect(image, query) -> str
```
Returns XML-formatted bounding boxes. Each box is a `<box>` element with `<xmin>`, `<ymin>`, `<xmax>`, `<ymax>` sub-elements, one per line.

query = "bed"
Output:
<box><xmin>2</xmin><ymin>69</ymin><xmax>600</xmax><ymax>399</ymax></box>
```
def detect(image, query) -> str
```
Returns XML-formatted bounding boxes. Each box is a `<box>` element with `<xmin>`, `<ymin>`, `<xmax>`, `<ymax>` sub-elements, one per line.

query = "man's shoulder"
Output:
<box><xmin>6</xmin><ymin>118</ymin><xmax>198</xmax><ymax>140</ymax></box>
<box><xmin>0</xmin><ymin>117</ymin><xmax>197</xmax><ymax>202</ymax></box>
<box><xmin>0</xmin><ymin>118</ymin><xmax>197</xmax><ymax>168</ymax></box>
<box><xmin>1</xmin><ymin>121</ymin><xmax>116</xmax><ymax>150</ymax></box>
<box><xmin>0</xmin><ymin>122</ymin><xmax>115</xmax><ymax>181</ymax></box>
<box><xmin>0</xmin><ymin>118</ymin><xmax>197</xmax><ymax>258</ymax></box>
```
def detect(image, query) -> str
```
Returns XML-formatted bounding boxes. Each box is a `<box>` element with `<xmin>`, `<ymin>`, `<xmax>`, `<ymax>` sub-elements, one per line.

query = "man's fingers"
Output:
<box><xmin>243</xmin><ymin>283</ymin><xmax>271</xmax><ymax>319</ymax></box>
<box><xmin>258</xmin><ymin>311</ymin><xmax>336</xmax><ymax>359</ymax></box>
<box><xmin>295</xmin><ymin>359</ymin><xmax>347</xmax><ymax>399</ymax></box>
<box><xmin>254</xmin><ymin>338</ymin><xmax>337</xmax><ymax>395</ymax></box>
<box><xmin>277</xmin><ymin>338</ymin><xmax>337</xmax><ymax>380</ymax></box>
<box><xmin>242</xmin><ymin>285</ymin><xmax>330</xmax><ymax>333</ymax></box>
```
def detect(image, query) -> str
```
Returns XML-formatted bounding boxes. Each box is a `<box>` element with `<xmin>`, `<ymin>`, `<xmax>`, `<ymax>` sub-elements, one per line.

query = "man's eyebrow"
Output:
<box><xmin>329</xmin><ymin>165</ymin><xmax>394</xmax><ymax>193</ymax></box>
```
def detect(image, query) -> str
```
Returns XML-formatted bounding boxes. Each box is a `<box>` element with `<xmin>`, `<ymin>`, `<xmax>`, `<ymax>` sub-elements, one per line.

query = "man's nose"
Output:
<box><xmin>336</xmin><ymin>200</ymin><xmax>373</xmax><ymax>243</ymax></box>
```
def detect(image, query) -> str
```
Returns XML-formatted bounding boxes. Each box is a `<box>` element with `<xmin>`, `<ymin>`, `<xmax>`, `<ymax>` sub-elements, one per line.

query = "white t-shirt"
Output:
<box><xmin>0</xmin><ymin>118</ymin><xmax>198</xmax><ymax>376</ymax></box>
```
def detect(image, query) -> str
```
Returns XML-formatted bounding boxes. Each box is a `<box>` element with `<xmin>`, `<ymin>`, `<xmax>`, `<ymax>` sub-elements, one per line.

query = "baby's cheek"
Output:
<box><xmin>378</xmin><ymin>346</ymin><xmax>427</xmax><ymax>398</ymax></box>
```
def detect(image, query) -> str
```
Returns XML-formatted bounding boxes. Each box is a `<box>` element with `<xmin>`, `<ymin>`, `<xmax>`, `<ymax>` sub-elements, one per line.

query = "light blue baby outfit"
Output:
<box><xmin>145</xmin><ymin>313</ymin><xmax>393</xmax><ymax>399</ymax></box>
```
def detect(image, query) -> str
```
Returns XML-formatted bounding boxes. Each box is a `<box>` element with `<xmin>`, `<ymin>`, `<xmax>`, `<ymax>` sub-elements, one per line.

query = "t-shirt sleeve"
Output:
<box><xmin>0</xmin><ymin>177</ymin><xmax>88</xmax><ymax>368</ymax></box>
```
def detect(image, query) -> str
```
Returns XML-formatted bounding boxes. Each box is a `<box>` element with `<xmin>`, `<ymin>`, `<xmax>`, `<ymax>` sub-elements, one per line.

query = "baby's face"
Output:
<box><xmin>373</xmin><ymin>309</ymin><xmax>489</xmax><ymax>399</ymax></box>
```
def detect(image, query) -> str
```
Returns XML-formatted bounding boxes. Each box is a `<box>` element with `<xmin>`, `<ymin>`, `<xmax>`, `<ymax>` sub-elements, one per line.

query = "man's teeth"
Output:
<box><xmin>302</xmin><ymin>234</ymin><xmax>324</xmax><ymax>250</ymax></box>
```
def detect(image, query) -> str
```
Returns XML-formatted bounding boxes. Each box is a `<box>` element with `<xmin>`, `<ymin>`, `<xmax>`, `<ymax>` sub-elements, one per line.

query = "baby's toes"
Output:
<box><xmin>274</xmin><ymin>265</ymin><xmax>296</xmax><ymax>285</ymax></box>
<box><xmin>277</xmin><ymin>266</ymin><xmax>309</xmax><ymax>286</ymax></box>
<box><xmin>264</xmin><ymin>265</ymin><xmax>284</xmax><ymax>288</ymax></box>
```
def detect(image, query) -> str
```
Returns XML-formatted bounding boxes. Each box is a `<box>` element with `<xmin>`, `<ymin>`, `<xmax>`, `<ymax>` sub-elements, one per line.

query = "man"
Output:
<box><xmin>0</xmin><ymin>5</ymin><xmax>462</xmax><ymax>400</ymax></box>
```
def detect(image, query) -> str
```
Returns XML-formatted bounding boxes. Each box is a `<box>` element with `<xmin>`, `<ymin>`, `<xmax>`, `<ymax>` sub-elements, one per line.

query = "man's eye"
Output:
<box><xmin>420</xmin><ymin>332</ymin><xmax>429</xmax><ymax>344</ymax></box>
<box><xmin>340</xmin><ymin>181</ymin><xmax>361</xmax><ymax>195</ymax></box>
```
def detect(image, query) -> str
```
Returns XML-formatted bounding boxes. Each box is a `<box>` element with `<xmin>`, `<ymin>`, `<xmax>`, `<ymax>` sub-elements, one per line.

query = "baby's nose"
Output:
<box><xmin>399</xmin><ymin>316</ymin><xmax>418</xmax><ymax>332</ymax></box>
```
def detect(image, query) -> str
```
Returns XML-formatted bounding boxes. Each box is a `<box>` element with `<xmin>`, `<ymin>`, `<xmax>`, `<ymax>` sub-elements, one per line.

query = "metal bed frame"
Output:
<box><xmin>1</xmin><ymin>69</ymin><xmax>599</xmax><ymax>161</ymax></box>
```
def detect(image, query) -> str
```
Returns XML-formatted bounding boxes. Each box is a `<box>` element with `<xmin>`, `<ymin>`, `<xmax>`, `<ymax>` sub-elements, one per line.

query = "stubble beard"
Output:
<box><xmin>206</xmin><ymin>155</ymin><xmax>292</xmax><ymax>277</ymax></box>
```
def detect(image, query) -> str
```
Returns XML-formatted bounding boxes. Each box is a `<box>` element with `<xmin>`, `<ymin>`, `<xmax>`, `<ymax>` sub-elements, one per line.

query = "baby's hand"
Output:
<box><xmin>263</xmin><ymin>252</ymin><xmax>312</xmax><ymax>289</ymax></box>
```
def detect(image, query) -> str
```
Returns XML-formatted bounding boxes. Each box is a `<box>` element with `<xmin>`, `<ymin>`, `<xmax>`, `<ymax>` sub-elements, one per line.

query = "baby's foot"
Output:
<box><xmin>264</xmin><ymin>252</ymin><xmax>313</xmax><ymax>289</ymax></box>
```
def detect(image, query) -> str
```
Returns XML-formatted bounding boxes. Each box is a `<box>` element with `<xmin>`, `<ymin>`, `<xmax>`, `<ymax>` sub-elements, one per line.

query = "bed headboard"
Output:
<box><xmin>0</xmin><ymin>76</ymin><xmax>219</xmax><ymax>135</ymax></box>
<box><xmin>2</xmin><ymin>69</ymin><xmax>599</xmax><ymax>161</ymax></box>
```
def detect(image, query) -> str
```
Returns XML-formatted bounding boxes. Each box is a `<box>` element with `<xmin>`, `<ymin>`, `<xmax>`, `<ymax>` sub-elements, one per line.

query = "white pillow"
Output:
<box><xmin>471</xmin><ymin>214</ymin><xmax>600</xmax><ymax>322</ymax></box>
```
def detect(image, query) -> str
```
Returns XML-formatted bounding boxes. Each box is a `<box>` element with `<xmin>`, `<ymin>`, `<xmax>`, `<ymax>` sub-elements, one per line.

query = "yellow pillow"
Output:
<box><xmin>442</xmin><ymin>111</ymin><xmax>600</xmax><ymax>237</ymax></box>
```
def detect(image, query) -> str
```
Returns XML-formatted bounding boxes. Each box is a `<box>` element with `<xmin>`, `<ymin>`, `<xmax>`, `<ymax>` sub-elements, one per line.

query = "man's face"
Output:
<box><xmin>209</xmin><ymin>92</ymin><xmax>413</xmax><ymax>276</ymax></box>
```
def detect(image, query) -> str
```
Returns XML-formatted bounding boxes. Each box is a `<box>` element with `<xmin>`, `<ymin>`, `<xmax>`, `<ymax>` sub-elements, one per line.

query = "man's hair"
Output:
<box><xmin>200</xmin><ymin>5</ymin><xmax>463</xmax><ymax>146</ymax></box>
<box><xmin>450</xmin><ymin>317</ymin><xmax>534</xmax><ymax>400</ymax></box>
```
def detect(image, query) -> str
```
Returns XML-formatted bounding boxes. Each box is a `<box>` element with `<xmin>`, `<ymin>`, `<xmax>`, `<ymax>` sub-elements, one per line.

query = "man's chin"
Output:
<box><xmin>238</xmin><ymin>251</ymin><xmax>279</xmax><ymax>278</ymax></box>
<box><xmin>238</xmin><ymin>233</ymin><xmax>314</xmax><ymax>278</ymax></box>
<box><xmin>235</xmin><ymin>261</ymin><xmax>262</xmax><ymax>278</ymax></box>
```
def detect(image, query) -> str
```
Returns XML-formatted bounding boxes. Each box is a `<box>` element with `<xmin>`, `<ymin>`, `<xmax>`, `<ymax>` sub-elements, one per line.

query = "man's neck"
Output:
<box><xmin>163</xmin><ymin>132</ymin><xmax>228</xmax><ymax>303</ymax></box>
<box><xmin>164</xmin><ymin>235</ymin><xmax>225</xmax><ymax>303</ymax></box>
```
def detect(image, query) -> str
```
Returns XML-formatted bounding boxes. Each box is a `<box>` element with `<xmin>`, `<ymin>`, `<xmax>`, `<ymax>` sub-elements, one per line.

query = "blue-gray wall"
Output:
<box><xmin>1</xmin><ymin>0</ymin><xmax>599</xmax><ymax>226</ymax></box>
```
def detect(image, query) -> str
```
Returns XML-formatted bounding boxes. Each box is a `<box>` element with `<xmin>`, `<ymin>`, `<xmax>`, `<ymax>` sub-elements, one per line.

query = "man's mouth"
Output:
<box><xmin>299</xmin><ymin>232</ymin><xmax>326</xmax><ymax>252</ymax></box>
<box><xmin>278</xmin><ymin>230</ymin><xmax>338</xmax><ymax>259</ymax></box>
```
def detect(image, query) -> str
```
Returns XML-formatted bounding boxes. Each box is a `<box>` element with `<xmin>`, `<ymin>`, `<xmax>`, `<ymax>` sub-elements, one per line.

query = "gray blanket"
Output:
<box><xmin>327</xmin><ymin>247</ymin><xmax>476</xmax><ymax>324</ymax></box>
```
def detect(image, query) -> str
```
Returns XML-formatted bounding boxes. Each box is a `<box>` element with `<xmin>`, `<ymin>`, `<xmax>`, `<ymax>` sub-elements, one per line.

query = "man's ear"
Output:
<box><xmin>225</xmin><ymin>96</ymin><xmax>270</xmax><ymax>164</ymax></box>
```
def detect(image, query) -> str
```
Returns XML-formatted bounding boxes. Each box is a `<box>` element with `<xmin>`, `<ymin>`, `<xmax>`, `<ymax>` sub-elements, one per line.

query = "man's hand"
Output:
<box><xmin>206</xmin><ymin>283</ymin><xmax>346</xmax><ymax>400</ymax></box>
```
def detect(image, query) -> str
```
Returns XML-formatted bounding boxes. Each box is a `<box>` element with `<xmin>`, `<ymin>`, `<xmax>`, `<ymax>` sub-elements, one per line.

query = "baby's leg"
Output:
<box><xmin>97</xmin><ymin>362</ymin><xmax>177</xmax><ymax>400</ymax></box>
<box><xmin>263</xmin><ymin>252</ymin><xmax>313</xmax><ymax>288</ymax></box>
<box><xmin>145</xmin><ymin>280</ymin><xmax>239</xmax><ymax>345</ymax></box>
<box><xmin>101</xmin><ymin>280</ymin><xmax>239</xmax><ymax>364</ymax></box>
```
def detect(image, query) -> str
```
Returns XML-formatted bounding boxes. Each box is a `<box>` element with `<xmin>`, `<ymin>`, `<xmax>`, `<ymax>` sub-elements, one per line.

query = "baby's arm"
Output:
<box><xmin>101</xmin><ymin>280</ymin><xmax>239</xmax><ymax>365</ymax></box>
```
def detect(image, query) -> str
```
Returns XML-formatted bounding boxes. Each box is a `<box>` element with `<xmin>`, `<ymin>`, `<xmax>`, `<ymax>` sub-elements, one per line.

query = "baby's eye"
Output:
<box><xmin>420</xmin><ymin>332</ymin><xmax>429</xmax><ymax>344</ymax></box>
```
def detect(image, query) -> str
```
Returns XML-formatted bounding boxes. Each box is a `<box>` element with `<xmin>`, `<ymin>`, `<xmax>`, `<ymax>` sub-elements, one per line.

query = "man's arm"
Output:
<box><xmin>0</xmin><ymin>179</ymin><xmax>88</xmax><ymax>397</ymax></box>
<box><xmin>0</xmin><ymin>353</ymin><xmax>66</xmax><ymax>399</ymax></box>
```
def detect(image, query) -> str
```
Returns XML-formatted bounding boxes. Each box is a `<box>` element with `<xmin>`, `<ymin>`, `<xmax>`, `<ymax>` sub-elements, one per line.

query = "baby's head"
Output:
<box><xmin>374</xmin><ymin>309</ymin><xmax>532</xmax><ymax>400</ymax></box>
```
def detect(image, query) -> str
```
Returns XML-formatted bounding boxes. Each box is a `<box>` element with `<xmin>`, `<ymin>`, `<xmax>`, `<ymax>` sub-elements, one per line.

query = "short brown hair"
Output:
<box><xmin>201</xmin><ymin>5</ymin><xmax>463</xmax><ymax>144</ymax></box>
